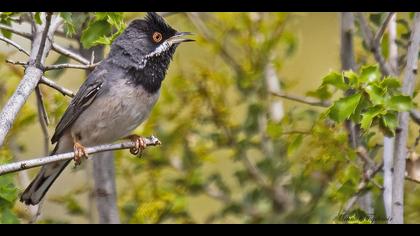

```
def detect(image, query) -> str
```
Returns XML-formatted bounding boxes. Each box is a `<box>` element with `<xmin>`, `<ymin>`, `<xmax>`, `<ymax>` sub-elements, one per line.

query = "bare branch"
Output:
<box><xmin>391</xmin><ymin>12</ymin><xmax>420</xmax><ymax>224</ymax></box>
<box><xmin>0</xmin><ymin>24</ymin><xmax>32</xmax><ymax>39</ymax></box>
<box><xmin>411</xmin><ymin>110</ymin><xmax>420</xmax><ymax>125</ymax></box>
<box><xmin>35</xmin><ymin>12</ymin><xmax>52</xmax><ymax>67</ymax></box>
<box><xmin>186</xmin><ymin>12</ymin><xmax>243</xmax><ymax>75</ymax></box>
<box><xmin>355</xmin><ymin>13</ymin><xmax>394</xmax><ymax>76</ymax></box>
<box><xmin>383</xmin><ymin>13</ymin><xmax>398</xmax><ymax>222</ymax></box>
<box><xmin>35</xmin><ymin>86</ymin><xmax>50</xmax><ymax>155</ymax></box>
<box><xmin>343</xmin><ymin>163</ymin><xmax>383</xmax><ymax>214</ymax></box>
<box><xmin>39</xmin><ymin>76</ymin><xmax>75</xmax><ymax>98</ymax></box>
<box><xmin>0</xmin><ymin>35</ymin><xmax>29</xmax><ymax>56</ymax></box>
<box><xmin>270</xmin><ymin>91</ymin><xmax>331</xmax><ymax>107</ymax></box>
<box><xmin>44</xmin><ymin>62</ymin><xmax>100</xmax><ymax>71</ymax></box>
<box><xmin>0</xmin><ymin>12</ymin><xmax>61</xmax><ymax>146</ymax></box>
<box><xmin>373</xmin><ymin>12</ymin><xmax>396</xmax><ymax>47</ymax></box>
<box><xmin>0</xmin><ymin>136</ymin><xmax>161</xmax><ymax>176</ymax></box>
<box><xmin>51</xmin><ymin>43</ymin><xmax>90</xmax><ymax>65</ymax></box>
<box><xmin>406</xmin><ymin>176</ymin><xmax>420</xmax><ymax>184</ymax></box>
<box><xmin>5</xmin><ymin>59</ymin><xmax>27</xmax><ymax>66</ymax></box>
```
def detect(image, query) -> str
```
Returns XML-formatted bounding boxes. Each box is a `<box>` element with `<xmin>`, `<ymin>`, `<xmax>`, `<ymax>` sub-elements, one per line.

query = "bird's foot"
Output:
<box><xmin>126</xmin><ymin>134</ymin><xmax>147</xmax><ymax>156</ymax></box>
<box><xmin>73</xmin><ymin>142</ymin><xmax>88</xmax><ymax>166</ymax></box>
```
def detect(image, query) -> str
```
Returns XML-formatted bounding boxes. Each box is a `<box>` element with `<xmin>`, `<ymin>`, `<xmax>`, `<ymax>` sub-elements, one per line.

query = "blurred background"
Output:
<box><xmin>1</xmin><ymin>12</ymin><xmax>419</xmax><ymax>224</ymax></box>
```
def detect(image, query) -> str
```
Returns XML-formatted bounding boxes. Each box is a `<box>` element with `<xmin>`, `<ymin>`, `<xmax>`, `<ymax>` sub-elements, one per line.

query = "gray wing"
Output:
<box><xmin>51</xmin><ymin>67</ymin><xmax>107</xmax><ymax>144</ymax></box>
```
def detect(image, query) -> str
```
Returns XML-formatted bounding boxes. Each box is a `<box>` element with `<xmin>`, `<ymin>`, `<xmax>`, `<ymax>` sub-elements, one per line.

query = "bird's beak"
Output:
<box><xmin>167</xmin><ymin>32</ymin><xmax>195</xmax><ymax>45</ymax></box>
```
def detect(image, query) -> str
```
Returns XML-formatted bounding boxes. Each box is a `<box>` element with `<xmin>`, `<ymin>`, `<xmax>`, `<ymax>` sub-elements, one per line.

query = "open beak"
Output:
<box><xmin>167</xmin><ymin>32</ymin><xmax>195</xmax><ymax>45</ymax></box>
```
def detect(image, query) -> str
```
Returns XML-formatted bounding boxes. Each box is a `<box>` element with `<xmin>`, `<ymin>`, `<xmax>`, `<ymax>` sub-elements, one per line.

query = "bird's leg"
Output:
<box><xmin>125</xmin><ymin>134</ymin><xmax>147</xmax><ymax>156</ymax></box>
<box><xmin>73</xmin><ymin>142</ymin><xmax>88</xmax><ymax>166</ymax></box>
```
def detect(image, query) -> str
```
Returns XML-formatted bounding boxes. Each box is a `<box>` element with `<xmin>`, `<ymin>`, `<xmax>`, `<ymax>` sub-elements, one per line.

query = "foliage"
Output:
<box><xmin>314</xmin><ymin>65</ymin><xmax>414</xmax><ymax>136</ymax></box>
<box><xmin>1</xmin><ymin>12</ymin><xmax>420</xmax><ymax>224</ymax></box>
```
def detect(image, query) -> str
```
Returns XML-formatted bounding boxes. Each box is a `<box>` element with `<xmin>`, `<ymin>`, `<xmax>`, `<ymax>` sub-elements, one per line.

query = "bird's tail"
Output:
<box><xmin>20</xmin><ymin>144</ymin><xmax>71</xmax><ymax>205</ymax></box>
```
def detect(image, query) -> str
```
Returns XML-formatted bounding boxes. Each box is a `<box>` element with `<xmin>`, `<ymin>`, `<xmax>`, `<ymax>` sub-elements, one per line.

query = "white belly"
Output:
<box><xmin>70</xmin><ymin>80</ymin><xmax>159</xmax><ymax>146</ymax></box>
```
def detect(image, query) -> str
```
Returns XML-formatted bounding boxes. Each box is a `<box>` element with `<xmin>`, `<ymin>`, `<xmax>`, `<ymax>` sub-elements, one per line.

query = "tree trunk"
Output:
<box><xmin>79</xmin><ymin>45</ymin><xmax>120</xmax><ymax>224</ymax></box>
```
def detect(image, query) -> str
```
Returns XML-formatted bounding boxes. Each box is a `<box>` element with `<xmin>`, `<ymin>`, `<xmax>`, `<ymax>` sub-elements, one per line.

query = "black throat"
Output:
<box><xmin>108</xmin><ymin>45</ymin><xmax>175</xmax><ymax>93</ymax></box>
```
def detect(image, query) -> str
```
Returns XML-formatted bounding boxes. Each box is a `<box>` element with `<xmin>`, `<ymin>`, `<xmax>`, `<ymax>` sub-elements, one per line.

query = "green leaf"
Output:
<box><xmin>350</xmin><ymin>95</ymin><xmax>369</xmax><ymax>123</ymax></box>
<box><xmin>34</xmin><ymin>12</ymin><xmax>42</xmax><ymax>25</ymax></box>
<box><xmin>381</xmin><ymin>77</ymin><xmax>401</xmax><ymax>89</ymax></box>
<box><xmin>0</xmin><ymin>207</ymin><xmax>20</xmax><ymax>224</ymax></box>
<box><xmin>359</xmin><ymin>65</ymin><xmax>381</xmax><ymax>83</ymax></box>
<box><xmin>381</xmin><ymin>112</ymin><xmax>398</xmax><ymax>136</ymax></box>
<box><xmin>287</xmin><ymin>134</ymin><xmax>303</xmax><ymax>156</ymax></box>
<box><xmin>343</xmin><ymin>70</ymin><xmax>359</xmax><ymax>86</ymax></box>
<box><xmin>322</xmin><ymin>72</ymin><xmax>348</xmax><ymax>90</ymax></box>
<box><xmin>328</xmin><ymin>93</ymin><xmax>362</xmax><ymax>122</ymax></box>
<box><xmin>387</xmin><ymin>95</ymin><xmax>414</xmax><ymax>111</ymax></box>
<box><xmin>60</xmin><ymin>12</ymin><xmax>76</xmax><ymax>36</ymax></box>
<box><xmin>365</xmin><ymin>84</ymin><xmax>386</xmax><ymax>105</ymax></box>
<box><xmin>307</xmin><ymin>85</ymin><xmax>333</xmax><ymax>100</ymax></box>
<box><xmin>360</xmin><ymin>105</ymin><xmax>385</xmax><ymax>131</ymax></box>
<box><xmin>80</xmin><ymin>20</ymin><xmax>112</xmax><ymax>48</ymax></box>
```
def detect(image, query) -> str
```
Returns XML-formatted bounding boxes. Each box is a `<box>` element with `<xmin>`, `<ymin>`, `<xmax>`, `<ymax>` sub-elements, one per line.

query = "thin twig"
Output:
<box><xmin>187</xmin><ymin>12</ymin><xmax>243</xmax><ymax>75</ymax></box>
<box><xmin>0</xmin><ymin>24</ymin><xmax>32</xmax><ymax>39</ymax></box>
<box><xmin>39</xmin><ymin>77</ymin><xmax>75</xmax><ymax>98</ymax></box>
<box><xmin>271</xmin><ymin>91</ymin><xmax>331</xmax><ymax>107</ymax></box>
<box><xmin>35</xmin><ymin>12</ymin><xmax>52</xmax><ymax>68</ymax></box>
<box><xmin>5</xmin><ymin>59</ymin><xmax>27</xmax><ymax>66</ymax></box>
<box><xmin>343</xmin><ymin>163</ymin><xmax>383</xmax><ymax>214</ymax></box>
<box><xmin>405</xmin><ymin>176</ymin><xmax>420</xmax><ymax>184</ymax></box>
<box><xmin>5</xmin><ymin>59</ymin><xmax>76</xmax><ymax>98</ymax></box>
<box><xmin>0</xmin><ymin>35</ymin><xmax>30</xmax><ymax>56</ymax></box>
<box><xmin>410</xmin><ymin>110</ymin><xmax>420</xmax><ymax>125</ymax></box>
<box><xmin>0</xmin><ymin>13</ymin><xmax>61</xmax><ymax>146</ymax></box>
<box><xmin>356</xmin><ymin>12</ymin><xmax>393</xmax><ymax>76</ymax></box>
<box><xmin>44</xmin><ymin>62</ymin><xmax>100</xmax><ymax>71</ymax></box>
<box><xmin>35</xmin><ymin>86</ymin><xmax>50</xmax><ymax>155</ymax></box>
<box><xmin>0</xmin><ymin>136</ymin><xmax>161</xmax><ymax>176</ymax></box>
<box><xmin>51</xmin><ymin>43</ymin><xmax>90</xmax><ymax>65</ymax></box>
<box><xmin>373</xmin><ymin>12</ymin><xmax>396</xmax><ymax>47</ymax></box>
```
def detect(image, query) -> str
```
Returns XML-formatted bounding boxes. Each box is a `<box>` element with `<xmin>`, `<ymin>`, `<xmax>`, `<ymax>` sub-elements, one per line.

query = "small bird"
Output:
<box><xmin>20</xmin><ymin>12</ymin><xmax>193</xmax><ymax>205</ymax></box>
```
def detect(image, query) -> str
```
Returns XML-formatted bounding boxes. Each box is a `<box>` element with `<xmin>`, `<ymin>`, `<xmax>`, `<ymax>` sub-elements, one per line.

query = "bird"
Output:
<box><xmin>20</xmin><ymin>12</ymin><xmax>194</xmax><ymax>205</ymax></box>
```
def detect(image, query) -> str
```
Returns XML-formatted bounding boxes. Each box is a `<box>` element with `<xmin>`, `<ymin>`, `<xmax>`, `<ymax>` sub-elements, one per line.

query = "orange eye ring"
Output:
<box><xmin>152</xmin><ymin>32</ymin><xmax>163</xmax><ymax>43</ymax></box>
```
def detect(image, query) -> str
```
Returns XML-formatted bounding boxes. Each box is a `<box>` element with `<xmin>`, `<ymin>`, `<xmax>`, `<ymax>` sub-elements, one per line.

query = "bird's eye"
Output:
<box><xmin>152</xmin><ymin>32</ymin><xmax>163</xmax><ymax>43</ymax></box>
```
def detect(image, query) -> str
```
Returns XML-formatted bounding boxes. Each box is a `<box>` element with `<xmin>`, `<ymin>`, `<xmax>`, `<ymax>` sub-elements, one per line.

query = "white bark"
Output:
<box><xmin>391</xmin><ymin>12</ymin><xmax>420</xmax><ymax>224</ymax></box>
<box><xmin>383</xmin><ymin>13</ymin><xmax>398</xmax><ymax>222</ymax></box>
<box><xmin>0</xmin><ymin>14</ymin><xmax>61</xmax><ymax>146</ymax></box>
<box><xmin>0</xmin><ymin>136</ymin><xmax>161</xmax><ymax>176</ymax></box>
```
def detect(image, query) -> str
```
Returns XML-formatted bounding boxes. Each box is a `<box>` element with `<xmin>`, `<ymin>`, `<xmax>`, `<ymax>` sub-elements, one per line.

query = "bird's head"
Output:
<box><xmin>109</xmin><ymin>12</ymin><xmax>194</xmax><ymax>70</ymax></box>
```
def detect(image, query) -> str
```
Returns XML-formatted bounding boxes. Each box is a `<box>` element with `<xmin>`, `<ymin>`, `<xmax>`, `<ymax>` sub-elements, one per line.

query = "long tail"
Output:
<box><xmin>20</xmin><ymin>145</ymin><xmax>71</xmax><ymax>205</ymax></box>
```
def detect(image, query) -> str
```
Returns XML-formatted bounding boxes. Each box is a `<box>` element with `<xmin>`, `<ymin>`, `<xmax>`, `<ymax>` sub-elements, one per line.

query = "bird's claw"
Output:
<box><xmin>73</xmin><ymin>142</ymin><xmax>88</xmax><ymax>166</ymax></box>
<box><xmin>128</xmin><ymin>135</ymin><xmax>146</xmax><ymax>156</ymax></box>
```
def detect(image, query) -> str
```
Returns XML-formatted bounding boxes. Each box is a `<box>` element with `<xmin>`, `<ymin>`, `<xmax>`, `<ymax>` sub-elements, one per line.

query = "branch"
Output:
<box><xmin>355</xmin><ymin>12</ymin><xmax>394</xmax><ymax>76</ymax></box>
<box><xmin>35</xmin><ymin>86</ymin><xmax>50</xmax><ymax>155</ymax></box>
<box><xmin>373</xmin><ymin>12</ymin><xmax>396</xmax><ymax>47</ymax></box>
<box><xmin>39</xmin><ymin>76</ymin><xmax>75</xmax><ymax>97</ymax></box>
<box><xmin>383</xmin><ymin>13</ymin><xmax>398</xmax><ymax>222</ymax></box>
<box><xmin>44</xmin><ymin>62</ymin><xmax>100</xmax><ymax>71</ymax></box>
<box><xmin>0</xmin><ymin>24</ymin><xmax>32</xmax><ymax>39</ymax></box>
<box><xmin>0</xmin><ymin>35</ymin><xmax>30</xmax><ymax>56</ymax></box>
<box><xmin>0</xmin><ymin>12</ymin><xmax>61</xmax><ymax>146</ymax></box>
<box><xmin>35</xmin><ymin>12</ymin><xmax>52</xmax><ymax>67</ymax></box>
<box><xmin>0</xmin><ymin>136</ymin><xmax>161</xmax><ymax>176</ymax></box>
<box><xmin>343</xmin><ymin>162</ymin><xmax>383</xmax><ymax>214</ymax></box>
<box><xmin>391</xmin><ymin>12</ymin><xmax>420</xmax><ymax>224</ymax></box>
<box><xmin>270</xmin><ymin>91</ymin><xmax>331</xmax><ymax>107</ymax></box>
<box><xmin>410</xmin><ymin>110</ymin><xmax>420</xmax><ymax>125</ymax></box>
<box><xmin>186</xmin><ymin>12</ymin><xmax>243</xmax><ymax>75</ymax></box>
<box><xmin>51</xmin><ymin>43</ymin><xmax>90</xmax><ymax>65</ymax></box>
<box><xmin>5</xmin><ymin>59</ymin><xmax>76</xmax><ymax>97</ymax></box>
